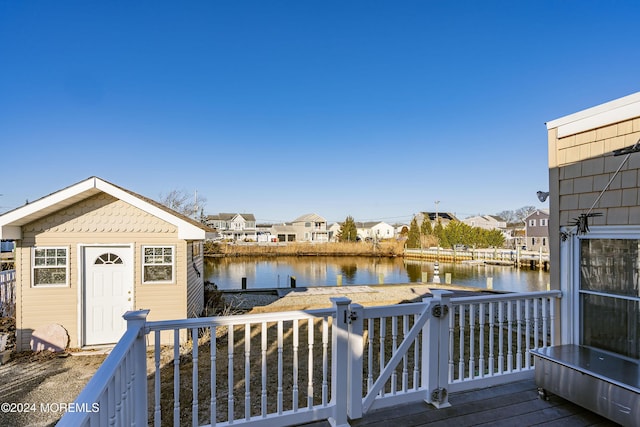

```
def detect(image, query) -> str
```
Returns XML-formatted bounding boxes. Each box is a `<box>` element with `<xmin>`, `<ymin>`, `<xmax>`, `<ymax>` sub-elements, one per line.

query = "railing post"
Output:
<box><xmin>123</xmin><ymin>309</ymin><xmax>150</xmax><ymax>427</ymax></box>
<box><xmin>422</xmin><ymin>290</ymin><xmax>452</xmax><ymax>409</ymax></box>
<box><xmin>329</xmin><ymin>297</ymin><xmax>351</xmax><ymax>427</ymax></box>
<box><xmin>347</xmin><ymin>303</ymin><xmax>363</xmax><ymax>420</ymax></box>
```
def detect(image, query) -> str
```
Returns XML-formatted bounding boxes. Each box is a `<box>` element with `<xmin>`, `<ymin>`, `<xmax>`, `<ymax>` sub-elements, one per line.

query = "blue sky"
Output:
<box><xmin>1</xmin><ymin>1</ymin><xmax>639</xmax><ymax>224</ymax></box>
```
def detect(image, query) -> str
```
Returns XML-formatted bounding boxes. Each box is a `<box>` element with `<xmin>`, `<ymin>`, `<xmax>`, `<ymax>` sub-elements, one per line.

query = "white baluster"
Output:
<box><xmin>488</xmin><ymin>302</ymin><xmax>495</xmax><ymax>376</ymax></box>
<box><xmin>391</xmin><ymin>316</ymin><xmax>398</xmax><ymax>394</ymax></box>
<box><xmin>469</xmin><ymin>304</ymin><xmax>475</xmax><ymax>379</ymax></box>
<box><xmin>210</xmin><ymin>326</ymin><xmax>217</xmax><ymax>426</ymax></box>
<box><xmin>261</xmin><ymin>322</ymin><xmax>267</xmax><ymax>417</ymax></box>
<box><xmin>277</xmin><ymin>320</ymin><xmax>283</xmax><ymax>414</ymax></box>
<box><xmin>402</xmin><ymin>315</ymin><xmax>409</xmax><ymax>392</ymax></box>
<box><xmin>458</xmin><ymin>304</ymin><xmax>465</xmax><ymax>380</ymax></box>
<box><xmin>413</xmin><ymin>313</ymin><xmax>420</xmax><ymax>390</ymax></box>
<box><xmin>244</xmin><ymin>323</ymin><xmax>251</xmax><ymax>421</ymax></box>
<box><xmin>322</xmin><ymin>318</ymin><xmax>328</xmax><ymax>406</ymax></box>
<box><xmin>228</xmin><ymin>325</ymin><xmax>234</xmax><ymax>423</ymax></box>
<box><xmin>174</xmin><ymin>329</ymin><xmax>181</xmax><ymax>427</ymax></box>
<box><xmin>379</xmin><ymin>317</ymin><xmax>386</xmax><ymax>397</ymax></box>
<box><xmin>293</xmin><ymin>319</ymin><xmax>299</xmax><ymax>412</ymax></box>
<box><xmin>448</xmin><ymin>306</ymin><xmax>454</xmax><ymax>383</ymax></box>
<box><xmin>498</xmin><ymin>302</ymin><xmax>504</xmax><ymax>374</ymax></box>
<box><xmin>307</xmin><ymin>318</ymin><xmax>314</xmax><ymax>409</ymax></box>
<box><xmin>525</xmin><ymin>299</ymin><xmax>531</xmax><ymax>369</ymax></box>
<box><xmin>516</xmin><ymin>300</ymin><xmax>522</xmax><ymax>371</ymax></box>
<box><xmin>533</xmin><ymin>298</ymin><xmax>540</xmax><ymax>349</ymax></box>
<box><xmin>154</xmin><ymin>331</ymin><xmax>161</xmax><ymax>426</ymax></box>
<box><xmin>367</xmin><ymin>318</ymin><xmax>374</xmax><ymax>392</ymax></box>
<box><xmin>549</xmin><ymin>296</ymin><xmax>557</xmax><ymax>345</ymax></box>
<box><xmin>478</xmin><ymin>303</ymin><xmax>485</xmax><ymax>378</ymax></box>
<box><xmin>507</xmin><ymin>301</ymin><xmax>513</xmax><ymax>372</ymax></box>
<box><xmin>192</xmin><ymin>328</ymin><xmax>199</xmax><ymax>427</ymax></box>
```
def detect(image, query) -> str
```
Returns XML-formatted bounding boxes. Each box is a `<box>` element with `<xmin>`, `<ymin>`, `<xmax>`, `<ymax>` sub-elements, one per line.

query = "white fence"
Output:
<box><xmin>58</xmin><ymin>290</ymin><xmax>561</xmax><ymax>427</ymax></box>
<box><xmin>0</xmin><ymin>269</ymin><xmax>15</xmax><ymax>317</ymax></box>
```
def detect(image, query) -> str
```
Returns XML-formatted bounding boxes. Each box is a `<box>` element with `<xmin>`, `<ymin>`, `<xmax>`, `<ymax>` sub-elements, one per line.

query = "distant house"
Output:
<box><xmin>462</xmin><ymin>215</ymin><xmax>507</xmax><ymax>231</ymax></box>
<box><xmin>356</xmin><ymin>221</ymin><xmax>395</xmax><ymax>241</ymax></box>
<box><xmin>395</xmin><ymin>223</ymin><xmax>409</xmax><ymax>238</ymax></box>
<box><xmin>327</xmin><ymin>223</ymin><xmax>342</xmax><ymax>242</ymax></box>
<box><xmin>205</xmin><ymin>213</ymin><xmax>258</xmax><ymax>241</ymax></box>
<box><xmin>415</xmin><ymin>212</ymin><xmax>459</xmax><ymax>228</ymax></box>
<box><xmin>271</xmin><ymin>213</ymin><xmax>329</xmax><ymax>243</ymax></box>
<box><xmin>0</xmin><ymin>177</ymin><xmax>214</xmax><ymax>350</ymax></box>
<box><xmin>524</xmin><ymin>209</ymin><xmax>549</xmax><ymax>252</ymax></box>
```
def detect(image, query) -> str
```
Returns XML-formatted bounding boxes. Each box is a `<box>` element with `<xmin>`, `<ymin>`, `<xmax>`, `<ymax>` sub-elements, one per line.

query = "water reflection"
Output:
<box><xmin>205</xmin><ymin>256</ymin><xmax>550</xmax><ymax>293</ymax></box>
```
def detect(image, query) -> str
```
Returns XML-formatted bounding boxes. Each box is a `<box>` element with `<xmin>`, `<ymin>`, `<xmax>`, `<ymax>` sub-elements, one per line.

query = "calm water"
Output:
<box><xmin>205</xmin><ymin>256</ymin><xmax>550</xmax><ymax>293</ymax></box>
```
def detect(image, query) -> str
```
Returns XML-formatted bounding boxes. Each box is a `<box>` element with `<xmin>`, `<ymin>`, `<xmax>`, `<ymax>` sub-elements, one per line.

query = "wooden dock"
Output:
<box><xmin>404</xmin><ymin>248</ymin><xmax>550</xmax><ymax>270</ymax></box>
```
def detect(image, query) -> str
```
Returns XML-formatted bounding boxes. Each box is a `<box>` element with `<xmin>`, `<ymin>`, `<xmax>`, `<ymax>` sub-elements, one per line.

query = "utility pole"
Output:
<box><xmin>433</xmin><ymin>200</ymin><xmax>441</xmax><ymax>283</ymax></box>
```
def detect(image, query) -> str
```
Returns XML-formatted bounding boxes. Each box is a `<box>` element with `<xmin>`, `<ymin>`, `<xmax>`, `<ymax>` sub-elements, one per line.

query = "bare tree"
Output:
<box><xmin>496</xmin><ymin>206</ymin><xmax>537</xmax><ymax>225</ymax></box>
<box><xmin>514</xmin><ymin>206</ymin><xmax>536</xmax><ymax>222</ymax></box>
<box><xmin>158</xmin><ymin>189</ymin><xmax>207</xmax><ymax>219</ymax></box>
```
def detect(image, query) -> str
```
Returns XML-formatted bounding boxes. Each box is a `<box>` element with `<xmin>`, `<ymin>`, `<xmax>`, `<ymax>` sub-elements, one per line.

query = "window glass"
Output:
<box><xmin>581</xmin><ymin>294</ymin><xmax>639</xmax><ymax>358</ymax></box>
<box><xmin>580</xmin><ymin>239</ymin><xmax>639</xmax><ymax>297</ymax></box>
<box><xmin>143</xmin><ymin>246</ymin><xmax>174</xmax><ymax>283</ymax></box>
<box><xmin>33</xmin><ymin>247</ymin><xmax>68</xmax><ymax>286</ymax></box>
<box><xmin>579</xmin><ymin>238</ymin><xmax>640</xmax><ymax>358</ymax></box>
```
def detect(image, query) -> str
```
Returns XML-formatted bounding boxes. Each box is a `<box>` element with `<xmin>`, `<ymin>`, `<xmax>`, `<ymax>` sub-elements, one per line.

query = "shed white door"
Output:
<box><xmin>83</xmin><ymin>246</ymin><xmax>133</xmax><ymax>345</ymax></box>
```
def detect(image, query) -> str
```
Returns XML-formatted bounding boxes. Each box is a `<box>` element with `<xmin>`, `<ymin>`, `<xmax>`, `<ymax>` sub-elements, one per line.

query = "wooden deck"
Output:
<box><xmin>301</xmin><ymin>379</ymin><xmax>618</xmax><ymax>427</ymax></box>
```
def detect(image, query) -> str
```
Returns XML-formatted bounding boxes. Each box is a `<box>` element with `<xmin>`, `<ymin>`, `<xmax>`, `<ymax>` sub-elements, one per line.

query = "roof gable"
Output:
<box><xmin>293</xmin><ymin>213</ymin><xmax>326</xmax><ymax>223</ymax></box>
<box><xmin>0</xmin><ymin>176</ymin><xmax>214</xmax><ymax>240</ymax></box>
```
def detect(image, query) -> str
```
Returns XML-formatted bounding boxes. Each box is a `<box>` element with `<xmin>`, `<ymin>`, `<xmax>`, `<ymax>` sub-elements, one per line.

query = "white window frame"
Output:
<box><xmin>32</xmin><ymin>246</ymin><xmax>69</xmax><ymax>287</ymax></box>
<box><xmin>142</xmin><ymin>245</ymin><xmax>175</xmax><ymax>284</ymax></box>
<box><xmin>571</xmin><ymin>225</ymin><xmax>640</xmax><ymax>346</ymax></box>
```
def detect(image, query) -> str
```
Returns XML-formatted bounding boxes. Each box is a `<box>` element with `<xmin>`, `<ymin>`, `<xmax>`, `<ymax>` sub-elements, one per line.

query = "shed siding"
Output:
<box><xmin>186</xmin><ymin>241</ymin><xmax>205</xmax><ymax>317</ymax></box>
<box><xmin>16</xmin><ymin>193</ymin><xmax>193</xmax><ymax>349</ymax></box>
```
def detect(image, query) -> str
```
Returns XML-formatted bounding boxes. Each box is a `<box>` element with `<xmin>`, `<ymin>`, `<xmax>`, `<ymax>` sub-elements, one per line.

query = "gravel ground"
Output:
<box><xmin>0</xmin><ymin>351</ymin><xmax>106</xmax><ymax>427</ymax></box>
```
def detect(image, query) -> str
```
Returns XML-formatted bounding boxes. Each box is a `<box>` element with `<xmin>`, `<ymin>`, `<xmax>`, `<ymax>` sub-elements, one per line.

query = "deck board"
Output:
<box><xmin>299</xmin><ymin>379</ymin><xmax>619</xmax><ymax>427</ymax></box>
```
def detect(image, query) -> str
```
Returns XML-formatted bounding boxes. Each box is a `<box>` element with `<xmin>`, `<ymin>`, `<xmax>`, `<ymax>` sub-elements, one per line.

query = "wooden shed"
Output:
<box><xmin>0</xmin><ymin>177</ymin><xmax>214</xmax><ymax>350</ymax></box>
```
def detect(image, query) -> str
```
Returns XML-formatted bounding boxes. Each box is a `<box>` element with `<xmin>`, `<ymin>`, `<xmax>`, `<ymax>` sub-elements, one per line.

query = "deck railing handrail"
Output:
<box><xmin>144</xmin><ymin>307</ymin><xmax>335</xmax><ymax>332</ymax></box>
<box><xmin>60</xmin><ymin>289</ymin><xmax>561</xmax><ymax>427</ymax></box>
<box><xmin>452</xmin><ymin>289</ymin><xmax>561</xmax><ymax>303</ymax></box>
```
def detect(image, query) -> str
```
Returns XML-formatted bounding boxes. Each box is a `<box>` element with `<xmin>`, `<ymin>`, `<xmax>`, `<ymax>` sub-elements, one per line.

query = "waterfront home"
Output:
<box><xmin>272</xmin><ymin>213</ymin><xmax>329</xmax><ymax>243</ymax></box>
<box><xmin>524</xmin><ymin>209</ymin><xmax>549</xmax><ymax>252</ymax></box>
<box><xmin>205</xmin><ymin>213</ymin><xmax>258</xmax><ymax>241</ymax></box>
<box><xmin>328</xmin><ymin>222</ymin><xmax>342</xmax><ymax>241</ymax></box>
<box><xmin>356</xmin><ymin>221</ymin><xmax>395</xmax><ymax>241</ymax></box>
<box><xmin>0</xmin><ymin>176</ymin><xmax>214</xmax><ymax>350</ymax></box>
<box><xmin>462</xmin><ymin>215</ymin><xmax>507</xmax><ymax>231</ymax></box>
<box><xmin>415</xmin><ymin>211</ymin><xmax>459</xmax><ymax>228</ymax></box>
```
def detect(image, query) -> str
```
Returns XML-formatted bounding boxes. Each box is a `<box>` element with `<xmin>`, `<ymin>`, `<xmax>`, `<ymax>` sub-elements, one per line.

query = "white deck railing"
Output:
<box><xmin>58</xmin><ymin>289</ymin><xmax>561</xmax><ymax>427</ymax></box>
<box><xmin>0</xmin><ymin>269</ymin><xmax>16</xmax><ymax>317</ymax></box>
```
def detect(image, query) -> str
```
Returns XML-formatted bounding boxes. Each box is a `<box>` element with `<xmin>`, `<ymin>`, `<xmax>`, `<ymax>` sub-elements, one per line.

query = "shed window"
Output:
<box><xmin>143</xmin><ymin>246</ymin><xmax>174</xmax><ymax>283</ymax></box>
<box><xmin>32</xmin><ymin>247</ymin><xmax>68</xmax><ymax>287</ymax></box>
